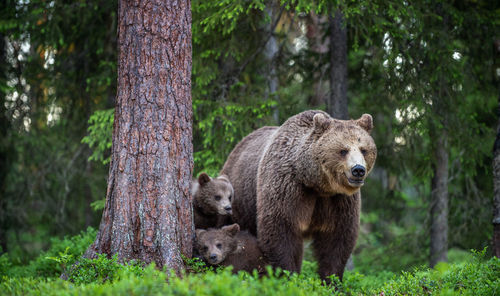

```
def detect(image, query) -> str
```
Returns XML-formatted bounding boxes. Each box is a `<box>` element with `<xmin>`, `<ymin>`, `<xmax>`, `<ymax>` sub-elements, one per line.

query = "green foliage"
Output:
<box><xmin>81</xmin><ymin>109</ymin><xmax>114</xmax><ymax>165</ymax></box>
<box><xmin>5</xmin><ymin>227</ymin><xmax>96</xmax><ymax>278</ymax></box>
<box><xmin>1</xmin><ymin>230</ymin><xmax>498</xmax><ymax>294</ymax></box>
<box><xmin>1</xmin><ymin>0</ymin><xmax>113</xmax><ymax>259</ymax></box>
<box><xmin>65</xmin><ymin>254</ymin><xmax>144</xmax><ymax>285</ymax></box>
<box><xmin>0</xmin><ymin>253</ymin><xmax>12</xmax><ymax>277</ymax></box>
<box><xmin>90</xmin><ymin>199</ymin><xmax>106</xmax><ymax>211</ymax></box>
<box><xmin>2</xmin><ymin>0</ymin><xmax>499</xmax><ymax>286</ymax></box>
<box><xmin>45</xmin><ymin>247</ymin><xmax>74</xmax><ymax>276</ymax></box>
<box><xmin>1</xmin><ymin>253</ymin><xmax>498</xmax><ymax>296</ymax></box>
<box><xmin>182</xmin><ymin>255</ymin><xmax>213</xmax><ymax>274</ymax></box>
<box><xmin>193</xmin><ymin>99</ymin><xmax>277</xmax><ymax>175</ymax></box>
<box><xmin>374</xmin><ymin>255</ymin><xmax>500</xmax><ymax>295</ymax></box>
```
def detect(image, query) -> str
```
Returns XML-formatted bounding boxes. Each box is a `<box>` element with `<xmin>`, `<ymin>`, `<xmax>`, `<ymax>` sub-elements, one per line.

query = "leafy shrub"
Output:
<box><xmin>370</xmin><ymin>251</ymin><xmax>500</xmax><ymax>295</ymax></box>
<box><xmin>2</xmin><ymin>236</ymin><xmax>498</xmax><ymax>296</ymax></box>
<box><xmin>0</xmin><ymin>265</ymin><xmax>339</xmax><ymax>296</ymax></box>
<box><xmin>0</xmin><ymin>253</ymin><xmax>12</xmax><ymax>277</ymax></box>
<box><xmin>64</xmin><ymin>254</ymin><xmax>145</xmax><ymax>285</ymax></box>
<box><xmin>6</xmin><ymin>227</ymin><xmax>97</xmax><ymax>278</ymax></box>
<box><xmin>1</xmin><ymin>256</ymin><xmax>498</xmax><ymax>296</ymax></box>
<box><xmin>183</xmin><ymin>255</ymin><xmax>216</xmax><ymax>274</ymax></box>
<box><xmin>81</xmin><ymin>109</ymin><xmax>114</xmax><ymax>165</ymax></box>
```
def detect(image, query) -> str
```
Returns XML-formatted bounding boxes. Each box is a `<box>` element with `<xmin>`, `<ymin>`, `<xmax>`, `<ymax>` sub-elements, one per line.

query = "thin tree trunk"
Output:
<box><xmin>492</xmin><ymin>39</ymin><xmax>500</xmax><ymax>258</ymax></box>
<box><xmin>84</xmin><ymin>159</ymin><xmax>93</xmax><ymax>228</ymax></box>
<box><xmin>328</xmin><ymin>9</ymin><xmax>348</xmax><ymax>120</ymax></box>
<box><xmin>84</xmin><ymin>0</ymin><xmax>193</xmax><ymax>272</ymax></box>
<box><xmin>328</xmin><ymin>8</ymin><xmax>354</xmax><ymax>270</ymax></box>
<box><xmin>264</xmin><ymin>2</ymin><xmax>279</xmax><ymax>124</ymax></box>
<box><xmin>493</xmin><ymin>88</ymin><xmax>500</xmax><ymax>258</ymax></box>
<box><xmin>328</xmin><ymin>8</ymin><xmax>355</xmax><ymax>270</ymax></box>
<box><xmin>0</xmin><ymin>32</ymin><xmax>9</xmax><ymax>253</ymax></box>
<box><xmin>305</xmin><ymin>12</ymin><xmax>328</xmax><ymax>108</ymax></box>
<box><xmin>430</xmin><ymin>132</ymin><xmax>449</xmax><ymax>267</ymax></box>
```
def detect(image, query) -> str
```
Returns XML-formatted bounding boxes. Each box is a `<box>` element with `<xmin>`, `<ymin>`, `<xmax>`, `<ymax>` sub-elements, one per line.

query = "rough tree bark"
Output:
<box><xmin>84</xmin><ymin>0</ymin><xmax>193</xmax><ymax>272</ymax></box>
<box><xmin>328</xmin><ymin>9</ymin><xmax>348</xmax><ymax>120</ymax></box>
<box><xmin>430</xmin><ymin>131</ymin><xmax>449</xmax><ymax>267</ymax></box>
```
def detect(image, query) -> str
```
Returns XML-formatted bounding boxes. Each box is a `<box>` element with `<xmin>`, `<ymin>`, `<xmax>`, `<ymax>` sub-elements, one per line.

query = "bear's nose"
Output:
<box><xmin>224</xmin><ymin>206</ymin><xmax>232</xmax><ymax>212</ymax></box>
<box><xmin>209</xmin><ymin>254</ymin><xmax>217</xmax><ymax>261</ymax></box>
<box><xmin>351</xmin><ymin>165</ymin><xmax>366</xmax><ymax>177</ymax></box>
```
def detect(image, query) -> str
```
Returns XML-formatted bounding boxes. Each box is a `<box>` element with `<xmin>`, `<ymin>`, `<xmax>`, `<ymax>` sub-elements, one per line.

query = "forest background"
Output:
<box><xmin>0</xmin><ymin>0</ymin><xmax>499</xmax><ymax>294</ymax></box>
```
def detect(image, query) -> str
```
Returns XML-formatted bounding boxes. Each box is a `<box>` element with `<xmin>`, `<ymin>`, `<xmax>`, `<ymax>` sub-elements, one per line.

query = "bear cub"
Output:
<box><xmin>192</xmin><ymin>173</ymin><xmax>234</xmax><ymax>229</ymax></box>
<box><xmin>195</xmin><ymin>224</ymin><xmax>266</xmax><ymax>274</ymax></box>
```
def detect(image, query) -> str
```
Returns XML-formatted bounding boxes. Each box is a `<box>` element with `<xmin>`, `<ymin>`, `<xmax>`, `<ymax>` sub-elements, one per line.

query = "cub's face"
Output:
<box><xmin>192</xmin><ymin>173</ymin><xmax>234</xmax><ymax>215</ymax></box>
<box><xmin>311</xmin><ymin>113</ymin><xmax>377</xmax><ymax>196</ymax></box>
<box><xmin>195</xmin><ymin>224</ymin><xmax>240</xmax><ymax>265</ymax></box>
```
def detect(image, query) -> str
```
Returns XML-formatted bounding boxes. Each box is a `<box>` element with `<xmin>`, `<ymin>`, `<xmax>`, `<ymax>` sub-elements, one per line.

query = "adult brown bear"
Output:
<box><xmin>220</xmin><ymin>110</ymin><xmax>376</xmax><ymax>283</ymax></box>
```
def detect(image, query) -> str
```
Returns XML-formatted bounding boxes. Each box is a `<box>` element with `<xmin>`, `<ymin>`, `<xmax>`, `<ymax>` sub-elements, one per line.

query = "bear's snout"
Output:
<box><xmin>209</xmin><ymin>254</ymin><xmax>218</xmax><ymax>262</ymax></box>
<box><xmin>351</xmin><ymin>165</ymin><xmax>366</xmax><ymax>178</ymax></box>
<box><xmin>346</xmin><ymin>164</ymin><xmax>366</xmax><ymax>188</ymax></box>
<box><xmin>224</xmin><ymin>205</ymin><xmax>232</xmax><ymax>214</ymax></box>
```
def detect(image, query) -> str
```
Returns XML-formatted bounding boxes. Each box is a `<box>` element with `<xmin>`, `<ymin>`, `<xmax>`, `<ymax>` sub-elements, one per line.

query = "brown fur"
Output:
<box><xmin>221</xmin><ymin>110</ymin><xmax>377</xmax><ymax>283</ymax></box>
<box><xmin>192</xmin><ymin>173</ymin><xmax>234</xmax><ymax>229</ymax></box>
<box><xmin>195</xmin><ymin>224</ymin><xmax>266</xmax><ymax>274</ymax></box>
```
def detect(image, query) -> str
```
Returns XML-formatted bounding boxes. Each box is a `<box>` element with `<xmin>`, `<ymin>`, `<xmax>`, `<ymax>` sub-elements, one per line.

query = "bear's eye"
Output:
<box><xmin>216</xmin><ymin>243</ymin><xmax>222</xmax><ymax>249</ymax></box>
<box><xmin>360</xmin><ymin>148</ymin><xmax>367</xmax><ymax>156</ymax></box>
<box><xmin>228</xmin><ymin>195</ymin><xmax>232</xmax><ymax>201</ymax></box>
<box><xmin>203</xmin><ymin>246</ymin><xmax>208</xmax><ymax>252</ymax></box>
<box><xmin>340</xmin><ymin>149</ymin><xmax>348</xmax><ymax>156</ymax></box>
<box><xmin>214</xmin><ymin>195</ymin><xmax>221</xmax><ymax>201</ymax></box>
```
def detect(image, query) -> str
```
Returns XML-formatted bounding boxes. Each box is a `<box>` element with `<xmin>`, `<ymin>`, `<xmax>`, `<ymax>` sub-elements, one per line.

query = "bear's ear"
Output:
<box><xmin>222</xmin><ymin>223</ymin><xmax>240</xmax><ymax>237</ymax></box>
<box><xmin>313</xmin><ymin>113</ymin><xmax>331</xmax><ymax>134</ymax></box>
<box><xmin>198</xmin><ymin>173</ymin><xmax>211</xmax><ymax>186</ymax></box>
<box><xmin>195</xmin><ymin>229</ymin><xmax>206</xmax><ymax>238</ymax></box>
<box><xmin>217</xmin><ymin>174</ymin><xmax>230</xmax><ymax>183</ymax></box>
<box><xmin>356</xmin><ymin>114</ymin><xmax>373</xmax><ymax>133</ymax></box>
<box><xmin>234</xmin><ymin>241</ymin><xmax>244</xmax><ymax>254</ymax></box>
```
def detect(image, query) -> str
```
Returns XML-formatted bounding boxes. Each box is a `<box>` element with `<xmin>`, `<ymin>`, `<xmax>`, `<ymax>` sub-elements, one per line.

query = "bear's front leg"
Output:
<box><xmin>312</xmin><ymin>193</ymin><xmax>360</xmax><ymax>284</ymax></box>
<box><xmin>256</xmin><ymin>169</ymin><xmax>307</xmax><ymax>274</ymax></box>
<box><xmin>257</xmin><ymin>214</ymin><xmax>304</xmax><ymax>273</ymax></box>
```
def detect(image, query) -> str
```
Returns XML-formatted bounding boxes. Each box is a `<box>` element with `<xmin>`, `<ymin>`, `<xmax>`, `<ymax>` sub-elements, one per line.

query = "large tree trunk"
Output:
<box><xmin>493</xmin><ymin>89</ymin><xmax>500</xmax><ymax>258</ymax></box>
<box><xmin>84</xmin><ymin>0</ymin><xmax>193</xmax><ymax>272</ymax></box>
<box><xmin>430</xmin><ymin>132</ymin><xmax>449</xmax><ymax>267</ymax></box>
<box><xmin>328</xmin><ymin>9</ymin><xmax>348</xmax><ymax>120</ymax></box>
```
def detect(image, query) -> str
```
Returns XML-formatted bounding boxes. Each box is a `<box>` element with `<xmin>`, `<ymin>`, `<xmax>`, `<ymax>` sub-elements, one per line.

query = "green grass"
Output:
<box><xmin>0</xmin><ymin>229</ymin><xmax>498</xmax><ymax>295</ymax></box>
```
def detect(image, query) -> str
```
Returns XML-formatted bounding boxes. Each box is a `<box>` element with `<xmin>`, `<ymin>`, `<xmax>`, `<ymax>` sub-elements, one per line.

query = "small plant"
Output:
<box><xmin>0</xmin><ymin>253</ymin><xmax>12</xmax><ymax>277</ymax></box>
<box><xmin>45</xmin><ymin>247</ymin><xmax>73</xmax><ymax>276</ymax></box>
<box><xmin>182</xmin><ymin>255</ymin><xmax>213</xmax><ymax>273</ymax></box>
<box><xmin>65</xmin><ymin>254</ymin><xmax>145</xmax><ymax>285</ymax></box>
<box><xmin>81</xmin><ymin>108</ymin><xmax>114</xmax><ymax>164</ymax></box>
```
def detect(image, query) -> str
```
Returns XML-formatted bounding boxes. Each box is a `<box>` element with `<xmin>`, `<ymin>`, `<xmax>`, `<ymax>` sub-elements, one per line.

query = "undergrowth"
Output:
<box><xmin>0</xmin><ymin>228</ymin><xmax>498</xmax><ymax>295</ymax></box>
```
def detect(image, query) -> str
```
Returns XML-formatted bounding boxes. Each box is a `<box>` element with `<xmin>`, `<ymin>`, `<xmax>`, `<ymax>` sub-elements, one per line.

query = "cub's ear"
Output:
<box><xmin>195</xmin><ymin>229</ymin><xmax>206</xmax><ymax>238</ymax></box>
<box><xmin>198</xmin><ymin>173</ymin><xmax>211</xmax><ymax>186</ymax></box>
<box><xmin>356</xmin><ymin>114</ymin><xmax>373</xmax><ymax>133</ymax></box>
<box><xmin>313</xmin><ymin>113</ymin><xmax>331</xmax><ymax>134</ymax></box>
<box><xmin>234</xmin><ymin>241</ymin><xmax>244</xmax><ymax>254</ymax></box>
<box><xmin>217</xmin><ymin>174</ymin><xmax>230</xmax><ymax>183</ymax></box>
<box><xmin>222</xmin><ymin>223</ymin><xmax>240</xmax><ymax>237</ymax></box>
